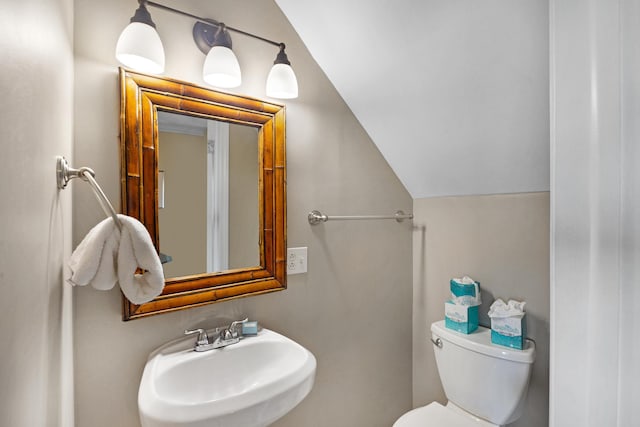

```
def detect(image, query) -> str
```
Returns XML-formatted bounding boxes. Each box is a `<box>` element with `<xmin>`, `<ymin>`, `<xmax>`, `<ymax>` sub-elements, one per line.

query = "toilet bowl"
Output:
<box><xmin>394</xmin><ymin>321</ymin><xmax>535</xmax><ymax>427</ymax></box>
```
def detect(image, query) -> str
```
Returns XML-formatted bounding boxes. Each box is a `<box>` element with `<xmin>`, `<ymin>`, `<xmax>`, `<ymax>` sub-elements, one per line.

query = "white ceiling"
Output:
<box><xmin>275</xmin><ymin>0</ymin><xmax>549</xmax><ymax>199</ymax></box>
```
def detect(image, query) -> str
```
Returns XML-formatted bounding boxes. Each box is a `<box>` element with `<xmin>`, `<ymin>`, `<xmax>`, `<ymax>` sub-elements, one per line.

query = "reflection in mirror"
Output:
<box><xmin>157</xmin><ymin>112</ymin><xmax>260</xmax><ymax>278</ymax></box>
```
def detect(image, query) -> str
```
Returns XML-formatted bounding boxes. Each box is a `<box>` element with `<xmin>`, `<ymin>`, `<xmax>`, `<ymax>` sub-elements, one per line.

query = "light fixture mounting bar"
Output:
<box><xmin>144</xmin><ymin>0</ymin><xmax>281</xmax><ymax>47</ymax></box>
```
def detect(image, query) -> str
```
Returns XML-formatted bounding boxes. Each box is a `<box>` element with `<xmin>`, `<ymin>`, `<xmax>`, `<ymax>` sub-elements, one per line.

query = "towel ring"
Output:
<box><xmin>56</xmin><ymin>156</ymin><xmax>123</xmax><ymax>231</ymax></box>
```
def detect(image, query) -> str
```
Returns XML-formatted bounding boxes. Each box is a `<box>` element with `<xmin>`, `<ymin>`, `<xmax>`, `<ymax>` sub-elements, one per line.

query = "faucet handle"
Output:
<box><xmin>223</xmin><ymin>318</ymin><xmax>248</xmax><ymax>339</ymax></box>
<box><xmin>184</xmin><ymin>328</ymin><xmax>209</xmax><ymax>346</ymax></box>
<box><xmin>230</xmin><ymin>318</ymin><xmax>248</xmax><ymax>329</ymax></box>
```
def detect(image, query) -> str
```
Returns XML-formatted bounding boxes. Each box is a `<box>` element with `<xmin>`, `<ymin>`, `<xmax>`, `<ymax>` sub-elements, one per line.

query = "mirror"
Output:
<box><xmin>156</xmin><ymin>112</ymin><xmax>260</xmax><ymax>277</ymax></box>
<box><xmin>120</xmin><ymin>69</ymin><xmax>287</xmax><ymax>320</ymax></box>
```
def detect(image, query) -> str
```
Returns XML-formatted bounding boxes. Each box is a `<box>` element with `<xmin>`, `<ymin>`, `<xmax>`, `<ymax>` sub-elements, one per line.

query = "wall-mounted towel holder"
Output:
<box><xmin>56</xmin><ymin>156</ymin><xmax>123</xmax><ymax>232</ymax></box>
<box><xmin>308</xmin><ymin>210</ymin><xmax>413</xmax><ymax>225</ymax></box>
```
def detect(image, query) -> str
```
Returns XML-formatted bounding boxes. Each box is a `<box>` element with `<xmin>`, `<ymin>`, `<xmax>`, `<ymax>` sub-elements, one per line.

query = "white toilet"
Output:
<box><xmin>394</xmin><ymin>320</ymin><xmax>535</xmax><ymax>427</ymax></box>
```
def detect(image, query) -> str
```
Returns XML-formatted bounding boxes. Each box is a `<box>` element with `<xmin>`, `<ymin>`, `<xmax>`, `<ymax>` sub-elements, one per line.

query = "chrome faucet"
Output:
<box><xmin>184</xmin><ymin>328</ymin><xmax>209</xmax><ymax>349</ymax></box>
<box><xmin>184</xmin><ymin>318</ymin><xmax>249</xmax><ymax>352</ymax></box>
<box><xmin>220</xmin><ymin>318</ymin><xmax>248</xmax><ymax>340</ymax></box>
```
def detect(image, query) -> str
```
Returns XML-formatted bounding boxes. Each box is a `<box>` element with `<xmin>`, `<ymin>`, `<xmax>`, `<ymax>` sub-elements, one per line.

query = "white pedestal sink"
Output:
<box><xmin>138</xmin><ymin>328</ymin><xmax>316</xmax><ymax>427</ymax></box>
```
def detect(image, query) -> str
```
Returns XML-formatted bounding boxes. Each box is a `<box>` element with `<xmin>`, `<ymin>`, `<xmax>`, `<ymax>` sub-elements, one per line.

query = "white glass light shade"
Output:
<box><xmin>116</xmin><ymin>22</ymin><xmax>165</xmax><ymax>74</ymax></box>
<box><xmin>266</xmin><ymin>63</ymin><xmax>298</xmax><ymax>99</ymax></box>
<box><xmin>202</xmin><ymin>46</ymin><xmax>242</xmax><ymax>88</ymax></box>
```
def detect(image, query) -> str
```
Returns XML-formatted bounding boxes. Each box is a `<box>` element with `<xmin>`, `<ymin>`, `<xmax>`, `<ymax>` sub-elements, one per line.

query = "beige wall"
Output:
<box><xmin>158</xmin><ymin>131</ymin><xmax>208</xmax><ymax>278</ymax></box>
<box><xmin>73</xmin><ymin>1</ymin><xmax>412</xmax><ymax>426</ymax></box>
<box><xmin>0</xmin><ymin>0</ymin><xmax>75</xmax><ymax>425</ymax></box>
<box><xmin>412</xmin><ymin>192</ymin><xmax>549</xmax><ymax>427</ymax></box>
<box><xmin>229</xmin><ymin>124</ymin><xmax>260</xmax><ymax>268</ymax></box>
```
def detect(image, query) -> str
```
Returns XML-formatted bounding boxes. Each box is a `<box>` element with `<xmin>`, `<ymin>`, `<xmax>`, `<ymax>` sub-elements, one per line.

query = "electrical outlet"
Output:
<box><xmin>287</xmin><ymin>247</ymin><xmax>307</xmax><ymax>275</ymax></box>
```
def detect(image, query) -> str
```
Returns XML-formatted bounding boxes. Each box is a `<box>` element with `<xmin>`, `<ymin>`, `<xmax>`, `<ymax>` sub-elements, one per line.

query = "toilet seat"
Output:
<box><xmin>393</xmin><ymin>402</ymin><xmax>492</xmax><ymax>427</ymax></box>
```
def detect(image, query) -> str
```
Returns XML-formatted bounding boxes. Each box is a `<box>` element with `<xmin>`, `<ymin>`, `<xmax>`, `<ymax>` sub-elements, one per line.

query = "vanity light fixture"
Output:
<box><xmin>266</xmin><ymin>44</ymin><xmax>298</xmax><ymax>99</ymax></box>
<box><xmin>115</xmin><ymin>0</ymin><xmax>298</xmax><ymax>99</ymax></box>
<box><xmin>202</xmin><ymin>24</ymin><xmax>242</xmax><ymax>88</ymax></box>
<box><xmin>115</xmin><ymin>1</ymin><xmax>165</xmax><ymax>74</ymax></box>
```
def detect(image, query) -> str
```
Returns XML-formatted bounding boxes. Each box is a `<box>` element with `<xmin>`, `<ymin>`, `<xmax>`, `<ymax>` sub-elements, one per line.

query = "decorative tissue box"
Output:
<box><xmin>490</xmin><ymin>315</ymin><xmax>526</xmax><ymax>349</ymax></box>
<box><xmin>444</xmin><ymin>301</ymin><xmax>479</xmax><ymax>334</ymax></box>
<box><xmin>450</xmin><ymin>279</ymin><xmax>480</xmax><ymax>302</ymax></box>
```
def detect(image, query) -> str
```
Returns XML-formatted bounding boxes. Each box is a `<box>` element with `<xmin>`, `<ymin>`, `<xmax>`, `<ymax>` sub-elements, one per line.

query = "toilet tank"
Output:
<box><xmin>431</xmin><ymin>321</ymin><xmax>535</xmax><ymax>425</ymax></box>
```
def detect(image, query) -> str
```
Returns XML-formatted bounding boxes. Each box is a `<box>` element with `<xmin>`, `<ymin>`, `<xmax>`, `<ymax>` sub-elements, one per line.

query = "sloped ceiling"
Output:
<box><xmin>275</xmin><ymin>0</ymin><xmax>549</xmax><ymax>199</ymax></box>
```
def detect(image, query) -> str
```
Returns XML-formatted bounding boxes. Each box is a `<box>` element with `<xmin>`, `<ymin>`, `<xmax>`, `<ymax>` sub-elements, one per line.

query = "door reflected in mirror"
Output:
<box><xmin>157</xmin><ymin>111</ymin><xmax>260</xmax><ymax>278</ymax></box>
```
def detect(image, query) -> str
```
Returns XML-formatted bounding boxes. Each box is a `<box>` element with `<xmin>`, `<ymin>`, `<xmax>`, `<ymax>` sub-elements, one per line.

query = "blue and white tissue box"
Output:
<box><xmin>449</xmin><ymin>278</ymin><xmax>481</xmax><ymax>304</ymax></box>
<box><xmin>490</xmin><ymin>316</ymin><xmax>526</xmax><ymax>349</ymax></box>
<box><xmin>445</xmin><ymin>276</ymin><xmax>481</xmax><ymax>334</ymax></box>
<box><xmin>488</xmin><ymin>299</ymin><xmax>527</xmax><ymax>349</ymax></box>
<box><xmin>445</xmin><ymin>301</ymin><xmax>480</xmax><ymax>334</ymax></box>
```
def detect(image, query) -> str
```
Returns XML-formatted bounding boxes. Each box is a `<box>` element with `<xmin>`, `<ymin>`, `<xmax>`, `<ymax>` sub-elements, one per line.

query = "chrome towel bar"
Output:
<box><xmin>56</xmin><ymin>156</ymin><xmax>123</xmax><ymax>232</ymax></box>
<box><xmin>308</xmin><ymin>210</ymin><xmax>413</xmax><ymax>225</ymax></box>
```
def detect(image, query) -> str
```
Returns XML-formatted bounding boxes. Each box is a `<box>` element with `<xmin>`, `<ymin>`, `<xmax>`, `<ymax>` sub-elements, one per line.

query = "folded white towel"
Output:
<box><xmin>68</xmin><ymin>217</ymin><xmax>119</xmax><ymax>290</ymax></box>
<box><xmin>68</xmin><ymin>214</ymin><xmax>164</xmax><ymax>304</ymax></box>
<box><xmin>116</xmin><ymin>215</ymin><xmax>164</xmax><ymax>304</ymax></box>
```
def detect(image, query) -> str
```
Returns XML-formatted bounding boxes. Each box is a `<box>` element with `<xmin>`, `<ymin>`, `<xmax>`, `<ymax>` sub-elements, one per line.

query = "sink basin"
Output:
<box><xmin>138</xmin><ymin>328</ymin><xmax>317</xmax><ymax>427</ymax></box>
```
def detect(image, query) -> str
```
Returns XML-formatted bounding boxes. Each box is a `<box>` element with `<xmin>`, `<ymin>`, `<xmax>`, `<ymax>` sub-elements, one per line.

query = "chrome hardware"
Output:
<box><xmin>56</xmin><ymin>156</ymin><xmax>122</xmax><ymax>232</ymax></box>
<box><xmin>308</xmin><ymin>209</ymin><xmax>413</xmax><ymax>225</ymax></box>
<box><xmin>185</xmin><ymin>318</ymin><xmax>249</xmax><ymax>352</ymax></box>
<box><xmin>184</xmin><ymin>328</ymin><xmax>209</xmax><ymax>347</ymax></box>
<box><xmin>308</xmin><ymin>210</ymin><xmax>328</xmax><ymax>225</ymax></box>
<box><xmin>430</xmin><ymin>337</ymin><xmax>443</xmax><ymax>348</ymax></box>
<box><xmin>221</xmin><ymin>318</ymin><xmax>248</xmax><ymax>340</ymax></box>
<box><xmin>57</xmin><ymin>156</ymin><xmax>93</xmax><ymax>190</ymax></box>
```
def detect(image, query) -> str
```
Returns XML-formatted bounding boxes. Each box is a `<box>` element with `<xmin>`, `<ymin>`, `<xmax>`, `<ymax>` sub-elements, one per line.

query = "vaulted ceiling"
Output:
<box><xmin>275</xmin><ymin>0</ymin><xmax>549</xmax><ymax>199</ymax></box>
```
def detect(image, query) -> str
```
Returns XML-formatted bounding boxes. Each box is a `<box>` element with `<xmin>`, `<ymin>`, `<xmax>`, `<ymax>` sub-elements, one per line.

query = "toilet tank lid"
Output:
<box><xmin>431</xmin><ymin>320</ymin><xmax>535</xmax><ymax>364</ymax></box>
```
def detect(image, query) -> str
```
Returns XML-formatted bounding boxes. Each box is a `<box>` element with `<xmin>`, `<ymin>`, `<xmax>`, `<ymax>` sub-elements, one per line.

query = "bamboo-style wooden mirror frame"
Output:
<box><xmin>119</xmin><ymin>69</ymin><xmax>286</xmax><ymax>320</ymax></box>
